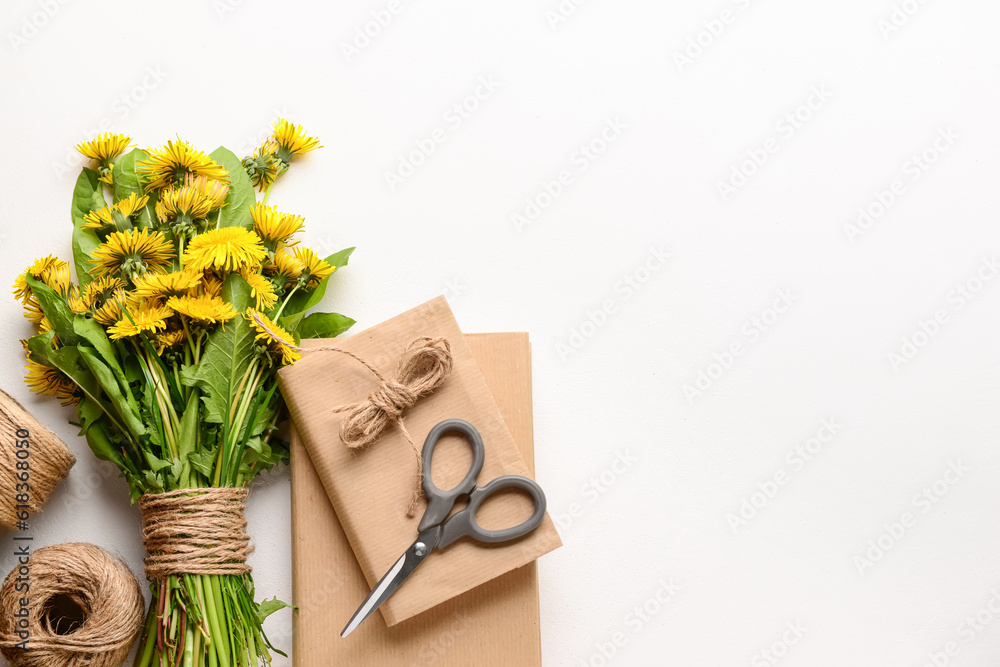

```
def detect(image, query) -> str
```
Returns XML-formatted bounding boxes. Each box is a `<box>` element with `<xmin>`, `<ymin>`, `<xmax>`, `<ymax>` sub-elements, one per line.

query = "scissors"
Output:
<box><xmin>341</xmin><ymin>418</ymin><xmax>548</xmax><ymax>637</ymax></box>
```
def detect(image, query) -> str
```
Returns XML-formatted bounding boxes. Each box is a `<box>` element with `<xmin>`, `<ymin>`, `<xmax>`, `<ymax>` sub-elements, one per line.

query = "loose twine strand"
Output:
<box><xmin>251</xmin><ymin>312</ymin><xmax>453</xmax><ymax>516</ymax></box>
<box><xmin>0</xmin><ymin>389</ymin><xmax>75</xmax><ymax>530</ymax></box>
<box><xmin>139</xmin><ymin>487</ymin><xmax>253</xmax><ymax>579</ymax></box>
<box><xmin>0</xmin><ymin>542</ymin><xmax>144</xmax><ymax>667</ymax></box>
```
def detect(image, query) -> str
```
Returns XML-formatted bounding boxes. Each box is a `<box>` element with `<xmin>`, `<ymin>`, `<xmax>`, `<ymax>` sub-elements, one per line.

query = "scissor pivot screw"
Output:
<box><xmin>414</xmin><ymin>542</ymin><xmax>427</xmax><ymax>557</ymax></box>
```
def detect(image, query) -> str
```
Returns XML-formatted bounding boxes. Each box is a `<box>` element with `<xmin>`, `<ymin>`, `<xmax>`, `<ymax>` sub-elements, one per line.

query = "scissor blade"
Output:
<box><xmin>341</xmin><ymin>532</ymin><xmax>438</xmax><ymax>638</ymax></box>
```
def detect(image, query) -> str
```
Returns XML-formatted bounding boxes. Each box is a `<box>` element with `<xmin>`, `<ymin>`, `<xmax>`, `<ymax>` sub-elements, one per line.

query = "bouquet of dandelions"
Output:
<box><xmin>13</xmin><ymin>120</ymin><xmax>355</xmax><ymax>666</ymax></box>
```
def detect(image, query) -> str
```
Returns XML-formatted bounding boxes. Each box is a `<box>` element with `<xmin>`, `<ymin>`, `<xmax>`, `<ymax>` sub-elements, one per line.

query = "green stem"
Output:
<box><xmin>240</xmin><ymin>614</ymin><xmax>254</xmax><ymax>666</ymax></box>
<box><xmin>134</xmin><ymin>607</ymin><xmax>157</xmax><ymax>667</ymax></box>
<box><xmin>215</xmin><ymin>361</ymin><xmax>257</xmax><ymax>486</ymax></box>
<box><xmin>208</xmin><ymin>576</ymin><xmax>232</xmax><ymax>667</ymax></box>
<box><xmin>226</xmin><ymin>367</ymin><xmax>262</xmax><ymax>485</ymax></box>
<box><xmin>273</xmin><ymin>285</ymin><xmax>299</xmax><ymax>321</ymax></box>
<box><xmin>147</xmin><ymin>352</ymin><xmax>181</xmax><ymax>458</ymax></box>
<box><xmin>183</xmin><ymin>624</ymin><xmax>195</xmax><ymax>667</ymax></box>
<box><xmin>154</xmin><ymin>392</ymin><xmax>178</xmax><ymax>457</ymax></box>
<box><xmin>197</xmin><ymin>576</ymin><xmax>224</xmax><ymax>667</ymax></box>
<box><xmin>173</xmin><ymin>364</ymin><xmax>184</xmax><ymax>402</ymax></box>
<box><xmin>127</xmin><ymin>325</ymin><xmax>184</xmax><ymax>407</ymax></box>
<box><xmin>232</xmin><ymin>381</ymin><xmax>277</xmax><ymax>487</ymax></box>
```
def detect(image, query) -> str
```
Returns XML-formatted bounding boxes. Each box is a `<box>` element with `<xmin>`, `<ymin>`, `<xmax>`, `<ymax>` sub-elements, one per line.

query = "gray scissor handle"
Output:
<box><xmin>418</xmin><ymin>419</ymin><xmax>486</xmax><ymax>533</ymax></box>
<box><xmin>438</xmin><ymin>475</ymin><xmax>547</xmax><ymax>549</ymax></box>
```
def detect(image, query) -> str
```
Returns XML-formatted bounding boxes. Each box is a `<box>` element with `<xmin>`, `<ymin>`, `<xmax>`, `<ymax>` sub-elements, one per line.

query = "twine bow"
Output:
<box><xmin>251</xmin><ymin>312</ymin><xmax>453</xmax><ymax>515</ymax></box>
<box><xmin>332</xmin><ymin>336</ymin><xmax>452</xmax><ymax>515</ymax></box>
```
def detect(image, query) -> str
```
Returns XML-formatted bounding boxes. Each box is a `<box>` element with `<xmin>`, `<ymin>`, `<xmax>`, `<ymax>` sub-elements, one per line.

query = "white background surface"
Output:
<box><xmin>1</xmin><ymin>0</ymin><xmax>999</xmax><ymax>665</ymax></box>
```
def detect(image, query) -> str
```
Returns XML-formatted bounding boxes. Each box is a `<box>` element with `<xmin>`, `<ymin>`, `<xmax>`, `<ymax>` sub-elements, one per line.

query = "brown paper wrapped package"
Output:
<box><xmin>291</xmin><ymin>332</ymin><xmax>550</xmax><ymax>664</ymax></box>
<box><xmin>279</xmin><ymin>297</ymin><xmax>561</xmax><ymax>627</ymax></box>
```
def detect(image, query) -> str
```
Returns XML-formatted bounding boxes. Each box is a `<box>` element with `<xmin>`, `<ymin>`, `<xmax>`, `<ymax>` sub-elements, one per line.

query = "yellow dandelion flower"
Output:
<box><xmin>166</xmin><ymin>294</ymin><xmax>237</xmax><ymax>324</ymax></box>
<box><xmin>25</xmin><ymin>359</ymin><xmax>81</xmax><ymax>405</ymax></box>
<box><xmin>80</xmin><ymin>275</ymin><xmax>124</xmax><ymax>310</ymax></box>
<box><xmin>92</xmin><ymin>289</ymin><xmax>127</xmax><ymax>325</ymax></box>
<box><xmin>202</xmin><ymin>272</ymin><xmax>224</xmax><ymax>298</ymax></box>
<box><xmin>93</xmin><ymin>300</ymin><xmax>123</xmax><ymax>326</ymax></box>
<box><xmin>188</xmin><ymin>175</ymin><xmax>229</xmax><ymax>209</ymax></box>
<box><xmin>107</xmin><ymin>303</ymin><xmax>174</xmax><ymax>340</ymax></box>
<box><xmin>37</xmin><ymin>316</ymin><xmax>53</xmax><ymax>335</ymax></box>
<box><xmin>183</xmin><ymin>228</ymin><xmax>266</xmax><ymax>273</ymax></box>
<box><xmin>77</xmin><ymin>133</ymin><xmax>132</xmax><ymax>187</ymax></box>
<box><xmin>90</xmin><ymin>228</ymin><xmax>174</xmax><ymax>278</ymax></box>
<box><xmin>156</xmin><ymin>176</ymin><xmax>229</xmax><ymax>228</ymax></box>
<box><xmin>250</xmin><ymin>203</ymin><xmax>304</xmax><ymax>251</ymax></box>
<box><xmin>41</xmin><ymin>260</ymin><xmax>71</xmax><ymax>297</ymax></box>
<box><xmin>13</xmin><ymin>258</ymin><xmax>54</xmax><ymax>302</ymax></box>
<box><xmin>67</xmin><ymin>286</ymin><xmax>88</xmax><ymax>314</ymax></box>
<box><xmin>155</xmin><ymin>329</ymin><xmax>186</xmax><ymax>354</ymax></box>
<box><xmin>131</xmin><ymin>270</ymin><xmax>201</xmax><ymax>301</ymax></box>
<box><xmin>113</xmin><ymin>193</ymin><xmax>150</xmax><ymax>219</ymax></box>
<box><xmin>82</xmin><ymin>205</ymin><xmax>116</xmax><ymax>231</ymax></box>
<box><xmin>22</xmin><ymin>298</ymin><xmax>45</xmax><ymax>326</ymax></box>
<box><xmin>246</xmin><ymin>309</ymin><xmax>301</xmax><ymax>365</ymax></box>
<box><xmin>138</xmin><ymin>138</ymin><xmax>231</xmax><ymax>192</ymax></box>
<box><xmin>76</xmin><ymin>133</ymin><xmax>132</xmax><ymax>163</ymax></box>
<box><xmin>271</xmin><ymin>119</ymin><xmax>322</xmax><ymax>163</ymax></box>
<box><xmin>292</xmin><ymin>247</ymin><xmax>334</xmax><ymax>289</ymax></box>
<box><xmin>268</xmin><ymin>251</ymin><xmax>304</xmax><ymax>281</ymax></box>
<box><xmin>13</xmin><ymin>255</ymin><xmax>68</xmax><ymax>302</ymax></box>
<box><xmin>239</xmin><ymin>269</ymin><xmax>278</xmax><ymax>310</ymax></box>
<box><xmin>243</xmin><ymin>141</ymin><xmax>280</xmax><ymax>192</ymax></box>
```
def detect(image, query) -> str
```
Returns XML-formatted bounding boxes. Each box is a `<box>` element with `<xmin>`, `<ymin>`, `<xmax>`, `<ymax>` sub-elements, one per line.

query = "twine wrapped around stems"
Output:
<box><xmin>139</xmin><ymin>487</ymin><xmax>253</xmax><ymax>580</ymax></box>
<box><xmin>0</xmin><ymin>389</ymin><xmax>75</xmax><ymax>530</ymax></box>
<box><xmin>0</xmin><ymin>542</ymin><xmax>144</xmax><ymax>667</ymax></box>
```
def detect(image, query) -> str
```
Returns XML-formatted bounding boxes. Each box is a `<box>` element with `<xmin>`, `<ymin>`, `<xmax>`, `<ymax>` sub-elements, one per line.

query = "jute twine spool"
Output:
<box><xmin>0</xmin><ymin>389</ymin><xmax>75</xmax><ymax>529</ymax></box>
<box><xmin>138</xmin><ymin>487</ymin><xmax>252</xmax><ymax>579</ymax></box>
<box><xmin>0</xmin><ymin>542</ymin><xmax>144</xmax><ymax>667</ymax></box>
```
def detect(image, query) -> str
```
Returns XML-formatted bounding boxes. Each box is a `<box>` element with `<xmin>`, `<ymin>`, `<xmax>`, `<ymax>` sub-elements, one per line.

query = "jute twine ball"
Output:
<box><xmin>0</xmin><ymin>543</ymin><xmax>145</xmax><ymax>667</ymax></box>
<box><xmin>0</xmin><ymin>389</ymin><xmax>75</xmax><ymax>529</ymax></box>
